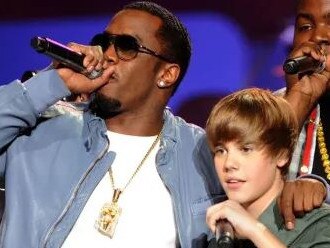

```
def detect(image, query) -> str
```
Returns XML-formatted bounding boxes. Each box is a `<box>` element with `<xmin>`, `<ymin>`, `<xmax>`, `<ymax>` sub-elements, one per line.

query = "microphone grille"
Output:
<box><xmin>217</xmin><ymin>236</ymin><xmax>234</xmax><ymax>248</ymax></box>
<box><xmin>283</xmin><ymin>59</ymin><xmax>298</xmax><ymax>74</ymax></box>
<box><xmin>31</xmin><ymin>37</ymin><xmax>47</xmax><ymax>53</ymax></box>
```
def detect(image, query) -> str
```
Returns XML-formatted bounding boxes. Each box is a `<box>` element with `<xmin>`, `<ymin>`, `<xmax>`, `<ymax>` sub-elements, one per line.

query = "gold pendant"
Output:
<box><xmin>95</xmin><ymin>189</ymin><xmax>122</xmax><ymax>238</ymax></box>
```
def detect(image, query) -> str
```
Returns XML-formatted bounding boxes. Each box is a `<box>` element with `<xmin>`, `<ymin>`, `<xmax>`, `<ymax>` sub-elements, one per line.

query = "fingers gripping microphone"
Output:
<box><xmin>216</xmin><ymin>220</ymin><xmax>234</xmax><ymax>248</ymax></box>
<box><xmin>283</xmin><ymin>56</ymin><xmax>325</xmax><ymax>75</ymax></box>
<box><xmin>31</xmin><ymin>36</ymin><xmax>102</xmax><ymax>79</ymax></box>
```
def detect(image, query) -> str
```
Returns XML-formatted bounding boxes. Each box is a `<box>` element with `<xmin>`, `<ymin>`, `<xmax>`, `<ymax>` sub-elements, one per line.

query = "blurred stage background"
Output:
<box><xmin>0</xmin><ymin>0</ymin><xmax>296</xmax><ymax>127</ymax></box>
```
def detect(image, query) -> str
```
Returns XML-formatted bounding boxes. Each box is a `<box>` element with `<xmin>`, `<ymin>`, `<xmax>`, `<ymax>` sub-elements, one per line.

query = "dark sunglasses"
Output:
<box><xmin>90</xmin><ymin>32</ymin><xmax>173</xmax><ymax>62</ymax></box>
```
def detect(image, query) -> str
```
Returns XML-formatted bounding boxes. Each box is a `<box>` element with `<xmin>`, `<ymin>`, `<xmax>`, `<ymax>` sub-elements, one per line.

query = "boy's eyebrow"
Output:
<box><xmin>214</xmin><ymin>142</ymin><xmax>224</xmax><ymax>147</ymax></box>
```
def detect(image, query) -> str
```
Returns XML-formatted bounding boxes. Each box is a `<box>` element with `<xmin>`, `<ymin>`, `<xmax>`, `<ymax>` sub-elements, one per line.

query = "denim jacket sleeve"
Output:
<box><xmin>0</xmin><ymin>70</ymin><xmax>70</xmax><ymax>172</ymax></box>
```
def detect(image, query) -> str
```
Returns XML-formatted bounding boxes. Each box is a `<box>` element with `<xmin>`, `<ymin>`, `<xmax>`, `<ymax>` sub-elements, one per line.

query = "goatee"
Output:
<box><xmin>89</xmin><ymin>92</ymin><xmax>121</xmax><ymax>119</ymax></box>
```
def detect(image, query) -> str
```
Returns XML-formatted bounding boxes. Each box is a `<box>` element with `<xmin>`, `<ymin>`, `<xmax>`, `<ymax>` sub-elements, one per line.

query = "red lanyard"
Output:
<box><xmin>300</xmin><ymin>108</ymin><xmax>317</xmax><ymax>175</ymax></box>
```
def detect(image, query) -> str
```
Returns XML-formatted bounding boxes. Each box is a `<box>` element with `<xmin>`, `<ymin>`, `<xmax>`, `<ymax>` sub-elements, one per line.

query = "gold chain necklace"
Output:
<box><xmin>95</xmin><ymin>129</ymin><xmax>163</xmax><ymax>238</ymax></box>
<box><xmin>317</xmin><ymin>120</ymin><xmax>330</xmax><ymax>180</ymax></box>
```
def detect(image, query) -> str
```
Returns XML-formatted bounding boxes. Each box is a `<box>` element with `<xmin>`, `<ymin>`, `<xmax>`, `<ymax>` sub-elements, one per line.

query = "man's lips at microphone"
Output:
<box><xmin>97</xmin><ymin>72</ymin><xmax>117</xmax><ymax>91</ymax></box>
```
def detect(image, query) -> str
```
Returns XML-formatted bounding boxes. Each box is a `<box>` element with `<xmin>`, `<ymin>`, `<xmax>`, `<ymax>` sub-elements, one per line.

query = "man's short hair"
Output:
<box><xmin>123</xmin><ymin>1</ymin><xmax>192</xmax><ymax>95</ymax></box>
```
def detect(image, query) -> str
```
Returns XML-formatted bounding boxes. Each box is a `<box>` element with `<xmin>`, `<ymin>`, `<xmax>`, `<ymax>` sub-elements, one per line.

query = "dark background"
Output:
<box><xmin>1</xmin><ymin>0</ymin><xmax>295</xmax><ymax>39</ymax></box>
<box><xmin>1</xmin><ymin>0</ymin><xmax>297</xmax><ymax>126</ymax></box>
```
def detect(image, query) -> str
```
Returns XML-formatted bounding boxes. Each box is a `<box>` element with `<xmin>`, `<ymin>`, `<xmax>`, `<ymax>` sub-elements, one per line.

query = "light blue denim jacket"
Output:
<box><xmin>0</xmin><ymin>70</ymin><xmax>225</xmax><ymax>248</ymax></box>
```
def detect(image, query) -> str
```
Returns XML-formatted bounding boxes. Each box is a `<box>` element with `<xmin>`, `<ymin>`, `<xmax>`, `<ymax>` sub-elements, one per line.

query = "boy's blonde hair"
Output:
<box><xmin>206</xmin><ymin>88</ymin><xmax>298</xmax><ymax>173</ymax></box>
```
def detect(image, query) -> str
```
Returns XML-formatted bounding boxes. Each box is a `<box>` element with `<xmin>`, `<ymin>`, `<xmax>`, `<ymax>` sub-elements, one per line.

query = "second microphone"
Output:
<box><xmin>283</xmin><ymin>55</ymin><xmax>325</xmax><ymax>75</ymax></box>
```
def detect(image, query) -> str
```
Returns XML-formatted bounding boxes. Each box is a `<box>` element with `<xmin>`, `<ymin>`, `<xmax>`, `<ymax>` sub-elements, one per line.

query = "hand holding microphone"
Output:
<box><xmin>207</xmin><ymin>200</ymin><xmax>268</xmax><ymax>248</ymax></box>
<box><xmin>283</xmin><ymin>55</ymin><xmax>326</xmax><ymax>75</ymax></box>
<box><xmin>30</xmin><ymin>36</ymin><xmax>114</xmax><ymax>95</ymax></box>
<box><xmin>31</xmin><ymin>36</ymin><xmax>103</xmax><ymax>79</ymax></box>
<box><xmin>283</xmin><ymin>43</ymin><xmax>327</xmax><ymax>76</ymax></box>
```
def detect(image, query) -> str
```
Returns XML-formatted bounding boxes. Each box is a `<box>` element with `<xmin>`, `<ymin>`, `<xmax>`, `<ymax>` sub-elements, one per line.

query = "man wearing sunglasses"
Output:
<box><xmin>0</xmin><ymin>1</ymin><xmax>224</xmax><ymax>248</ymax></box>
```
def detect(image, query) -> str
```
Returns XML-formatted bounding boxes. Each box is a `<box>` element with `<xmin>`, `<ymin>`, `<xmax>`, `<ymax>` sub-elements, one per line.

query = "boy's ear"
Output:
<box><xmin>273</xmin><ymin>148</ymin><xmax>290</xmax><ymax>169</ymax></box>
<box><xmin>277</xmin><ymin>154</ymin><xmax>289</xmax><ymax>168</ymax></box>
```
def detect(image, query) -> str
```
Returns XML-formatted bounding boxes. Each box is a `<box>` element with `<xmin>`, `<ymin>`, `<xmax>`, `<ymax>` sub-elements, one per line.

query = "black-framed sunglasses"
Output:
<box><xmin>90</xmin><ymin>32</ymin><xmax>173</xmax><ymax>62</ymax></box>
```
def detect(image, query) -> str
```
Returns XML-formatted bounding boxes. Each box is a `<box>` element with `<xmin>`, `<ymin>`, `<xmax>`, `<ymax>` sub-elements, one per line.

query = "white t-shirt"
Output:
<box><xmin>62</xmin><ymin>131</ymin><xmax>177</xmax><ymax>248</ymax></box>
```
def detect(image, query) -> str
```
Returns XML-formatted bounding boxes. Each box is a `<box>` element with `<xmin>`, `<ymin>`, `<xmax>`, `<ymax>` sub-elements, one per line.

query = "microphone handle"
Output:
<box><xmin>31</xmin><ymin>37</ymin><xmax>102</xmax><ymax>79</ymax></box>
<box><xmin>216</xmin><ymin>220</ymin><xmax>234</xmax><ymax>248</ymax></box>
<box><xmin>283</xmin><ymin>56</ymin><xmax>325</xmax><ymax>75</ymax></box>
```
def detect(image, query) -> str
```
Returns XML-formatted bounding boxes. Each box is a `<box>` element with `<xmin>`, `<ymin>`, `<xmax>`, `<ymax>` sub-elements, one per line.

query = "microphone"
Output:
<box><xmin>21</xmin><ymin>70</ymin><xmax>37</xmax><ymax>83</ymax></box>
<box><xmin>30</xmin><ymin>36</ymin><xmax>102</xmax><ymax>79</ymax></box>
<box><xmin>283</xmin><ymin>55</ymin><xmax>325</xmax><ymax>75</ymax></box>
<box><xmin>215</xmin><ymin>220</ymin><xmax>234</xmax><ymax>248</ymax></box>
